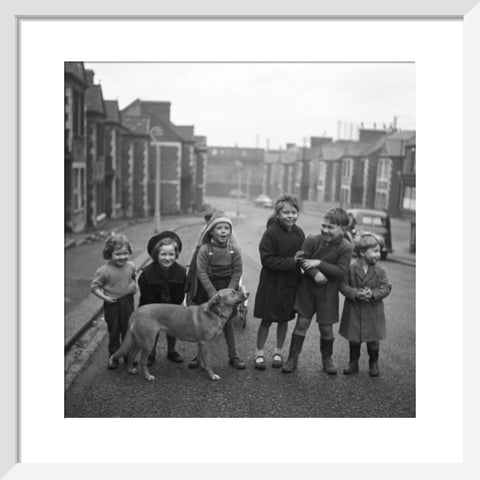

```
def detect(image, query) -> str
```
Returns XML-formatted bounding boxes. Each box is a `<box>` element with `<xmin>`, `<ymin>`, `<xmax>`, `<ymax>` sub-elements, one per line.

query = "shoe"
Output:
<box><xmin>229</xmin><ymin>357</ymin><xmax>247</xmax><ymax>369</ymax></box>
<box><xmin>272</xmin><ymin>353</ymin><xmax>283</xmax><ymax>368</ymax></box>
<box><xmin>188</xmin><ymin>356</ymin><xmax>200</xmax><ymax>369</ymax></box>
<box><xmin>254</xmin><ymin>355</ymin><xmax>267</xmax><ymax>370</ymax></box>
<box><xmin>369</xmin><ymin>362</ymin><xmax>379</xmax><ymax>377</ymax></box>
<box><xmin>343</xmin><ymin>361</ymin><xmax>359</xmax><ymax>375</ymax></box>
<box><xmin>322</xmin><ymin>356</ymin><xmax>338</xmax><ymax>375</ymax></box>
<box><xmin>107</xmin><ymin>358</ymin><xmax>119</xmax><ymax>370</ymax></box>
<box><xmin>167</xmin><ymin>351</ymin><xmax>184</xmax><ymax>363</ymax></box>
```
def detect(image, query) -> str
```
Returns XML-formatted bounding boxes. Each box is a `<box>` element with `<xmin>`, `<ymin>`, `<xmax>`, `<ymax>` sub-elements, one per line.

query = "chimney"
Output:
<box><xmin>310</xmin><ymin>136</ymin><xmax>333</xmax><ymax>148</ymax></box>
<box><xmin>85</xmin><ymin>69</ymin><xmax>95</xmax><ymax>86</ymax></box>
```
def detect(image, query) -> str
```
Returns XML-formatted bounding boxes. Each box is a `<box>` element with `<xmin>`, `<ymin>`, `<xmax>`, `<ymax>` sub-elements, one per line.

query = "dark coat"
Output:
<box><xmin>138</xmin><ymin>261</ymin><xmax>186</xmax><ymax>307</ymax></box>
<box><xmin>294</xmin><ymin>234</ymin><xmax>353</xmax><ymax>324</ymax></box>
<box><xmin>253</xmin><ymin>220</ymin><xmax>305</xmax><ymax>323</ymax></box>
<box><xmin>339</xmin><ymin>260</ymin><xmax>392</xmax><ymax>342</ymax></box>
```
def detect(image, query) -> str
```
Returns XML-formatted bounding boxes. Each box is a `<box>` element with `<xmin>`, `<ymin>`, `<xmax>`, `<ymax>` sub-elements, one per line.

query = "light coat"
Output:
<box><xmin>339</xmin><ymin>260</ymin><xmax>392</xmax><ymax>342</ymax></box>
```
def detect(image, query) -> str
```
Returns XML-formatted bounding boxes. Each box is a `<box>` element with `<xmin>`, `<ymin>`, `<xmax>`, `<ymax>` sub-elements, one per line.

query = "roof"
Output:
<box><xmin>104</xmin><ymin>100</ymin><xmax>121</xmax><ymax>124</ymax></box>
<box><xmin>380</xmin><ymin>130</ymin><xmax>416</xmax><ymax>157</ymax></box>
<box><xmin>122</xmin><ymin>115</ymin><xmax>150</xmax><ymax>135</ymax></box>
<box><xmin>175</xmin><ymin>126</ymin><xmax>195</xmax><ymax>142</ymax></box>
<box><xmin>65</xmin><ymin>62</ymin><xmax>87</xmax><ymax>85</ymax></box>
<box><xmin>86</xmin><ymin>85</ymin><xmax>105</xmax><ymax>115</ymax></box>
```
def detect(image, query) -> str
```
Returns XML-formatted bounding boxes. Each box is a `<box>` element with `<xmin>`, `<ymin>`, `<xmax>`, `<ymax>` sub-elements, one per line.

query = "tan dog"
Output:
<box><xmin>109</xmin><ymin>288</ymin><xmax>249</xmax><ymax>381</ymax></box>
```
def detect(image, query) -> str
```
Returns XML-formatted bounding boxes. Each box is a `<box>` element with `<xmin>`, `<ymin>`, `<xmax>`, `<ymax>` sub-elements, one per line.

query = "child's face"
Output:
<box><xmin>321</xmin><ymin>218</ymin><xmax>345</xmax><ymax>243</ymax></box>
<box><xmin>157</xmin><ymin>244</ymin><xmax>176</xmax><ymax>268</ymax></box>
<box><xmin>360</xmin><ymin>244</ymin><xmax>381</xmax><ymax>265</ymax></box>
<box><xmin>277</xmin><ymin>204</ymin><xmax>298</xmax><ymax>230</ymax></box>
<box><xmin>111</xmin><ymin>245</ymin><xmax>130</xmax><ymax>267</ymax></box>
<box><xmin>211</xmin><ymin>222</ymin><xmax>231</xmax><ymax>244</ymax></box>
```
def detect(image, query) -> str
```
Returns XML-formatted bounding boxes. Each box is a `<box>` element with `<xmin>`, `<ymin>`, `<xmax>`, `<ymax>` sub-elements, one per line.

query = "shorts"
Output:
<box><xmin>294</xmin><ymin>282</ymin><xmax>339</xmax><ymax>325</ymax></box>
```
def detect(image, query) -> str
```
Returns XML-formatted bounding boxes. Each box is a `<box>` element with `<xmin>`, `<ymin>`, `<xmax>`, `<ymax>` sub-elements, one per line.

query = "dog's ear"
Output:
<box><xmin>207</xmin><ymin>294</ymin><xmax>220</xmax><ymax>308</ymax></box>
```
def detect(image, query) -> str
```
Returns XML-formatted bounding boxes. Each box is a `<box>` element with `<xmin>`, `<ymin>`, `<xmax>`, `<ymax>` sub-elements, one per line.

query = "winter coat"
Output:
<box><xmin>294</xmin><ymin>234</ymin><xmax>353</xmax><ymax>324</ymax></box>
<box><xmin>253</xmin><ymin>220</ymin><xmax>305</xmax><ymax>323</ymax></box>
<box><xmin>338</xmin><ymin>259</ymin><xmax>392</xmax><ymax>342</ymax></box>
<box><xmin>138</xmin><ymin>261</ymin><xmax>186</xmax><ymax>307</ymax></box>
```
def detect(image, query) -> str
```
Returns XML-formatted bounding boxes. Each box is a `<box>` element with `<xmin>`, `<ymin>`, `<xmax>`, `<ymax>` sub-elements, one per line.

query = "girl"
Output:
<box><xmin>138</xmin><ymin>231</ymin><xmax>186</xmax><ymax>365</ymax></box>
<box><xmin>187</xmin><ymin>211</ymin><xmax>246</xmax><ymax>369</ymax></box>
<box><xmin>253</xmin><ymin>194</ymin><xmax>305</xmax><ymax>370</ymax></box>
<box><xmin>91</xmin><ymin>234</ymin><xmax>137</xmax><ymax>369</ymax></box>
<box><xmin>339</xmin><ymin>233</ymin><xmax>392</xmax><ymax>376</ymax></box>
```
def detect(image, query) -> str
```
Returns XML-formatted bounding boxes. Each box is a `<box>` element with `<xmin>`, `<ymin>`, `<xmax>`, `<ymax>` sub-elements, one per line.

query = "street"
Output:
<box><xmin>65</xmin><ymin>198</ymin><xmax>415</xmax><ymax>418</ymax></box>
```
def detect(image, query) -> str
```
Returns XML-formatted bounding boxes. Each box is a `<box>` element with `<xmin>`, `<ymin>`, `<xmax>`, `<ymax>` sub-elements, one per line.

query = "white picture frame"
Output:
<box><xmin>3</xmin><ymin>0</ymin><xmax>479</xmax><ymax>478</ymax></box>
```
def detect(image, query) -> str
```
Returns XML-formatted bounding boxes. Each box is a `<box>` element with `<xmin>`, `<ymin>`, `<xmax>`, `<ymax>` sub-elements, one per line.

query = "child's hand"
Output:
<box><xmin>356</xmin><ymin>289</ymin><xmax>369</xmax><ymax>302</ymax></box>
<box><xmin>313</xmin><ymin>271</ymin><xmax>327</xmax><ymax>285</ymax></box>
<box><xmin>301</xmin><ymin>259</ymin><xmax>320</xmax><ymax>270</ymax></box>
<box><xmin>104</xmin><ymin>296</ymin><xmax>117</xmax><ymax>304</ymax></box>
<box><xmin>361</xmin><ymin>288</ymin><xmax>373</xmax><ymax>300</ymax></box>
<box><xmin>294</xmin><ymin>250</ymin><xmax>305</xmax><ymax>262</ymax></box>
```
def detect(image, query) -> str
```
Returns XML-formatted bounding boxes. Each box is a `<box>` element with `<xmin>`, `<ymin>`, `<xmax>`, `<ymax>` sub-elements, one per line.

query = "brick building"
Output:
<box><xmin>64</xmin><ymin>62</ymin><xmax>88</xmax><ymax>233</ymax></box>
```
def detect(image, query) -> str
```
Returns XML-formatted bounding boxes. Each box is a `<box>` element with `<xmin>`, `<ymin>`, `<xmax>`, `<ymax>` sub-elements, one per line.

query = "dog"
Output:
<box><xmin>108</xmin><ymin>288</ymin><xmax>249</xmax><ymax>381</ymax></box>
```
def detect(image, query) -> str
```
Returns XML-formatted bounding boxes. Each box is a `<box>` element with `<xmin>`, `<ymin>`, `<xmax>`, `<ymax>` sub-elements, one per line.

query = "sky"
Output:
<box><xmin>84</xmin><ymin>62</ymin><xmax>415</xmax><ymax>149</ymax></box>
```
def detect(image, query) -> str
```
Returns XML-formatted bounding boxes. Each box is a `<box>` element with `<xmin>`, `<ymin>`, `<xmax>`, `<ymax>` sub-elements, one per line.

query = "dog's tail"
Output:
<box><xmin>109</xmin><ymin>325</ymin><xmax>136</xmax><ymax>361</ymax></box>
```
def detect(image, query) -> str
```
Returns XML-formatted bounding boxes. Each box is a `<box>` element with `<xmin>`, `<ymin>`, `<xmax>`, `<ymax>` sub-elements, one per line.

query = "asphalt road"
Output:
<box><xmin>65</xmin><ymin>198</ymin><xmax>415</xmax><ymax>418</ymax></box>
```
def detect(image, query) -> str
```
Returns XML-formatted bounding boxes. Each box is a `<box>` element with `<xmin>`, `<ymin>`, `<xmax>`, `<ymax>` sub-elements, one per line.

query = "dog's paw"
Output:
<box><xmin>127</xmin><ymin>367</ymin><xmax>138</xmax><ymax>375</ymax></box>
<box><xmin>210</xmin><ymin>374</ymin><xmax>220</xmax><ymax>381</ymax></box>
<box><xmin>146</xmin><ymin>374</ymin><xmax>156</xmax><ymax>382</ymax></box>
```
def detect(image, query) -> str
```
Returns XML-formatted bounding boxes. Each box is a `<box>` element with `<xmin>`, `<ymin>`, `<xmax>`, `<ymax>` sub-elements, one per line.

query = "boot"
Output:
<box><xmin>281</xmin><ymin>334</ymin><xmax>305</xmax><ymax>373</ymax></box>
<box><xmin>368</xmin><ymin>347</ymin><xmax>380</xmax><ymax>377</ymax></box>
<box><xmin>166</xmin><ymin>334</ymin><xmax>184</xmax><ymax>363</ymax></box>
<box><xmin>320</xmin><ymin>338</ymin><xmax>337</xmax><ymax>375</ymax></box>
<box><xmin>343</xmin><ymin>342</ymin><xmax>361</xmax><ymax>375</ymax></box>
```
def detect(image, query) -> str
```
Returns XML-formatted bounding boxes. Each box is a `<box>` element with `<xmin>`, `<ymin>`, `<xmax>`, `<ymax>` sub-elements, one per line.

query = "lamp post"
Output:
<box><xmin>235</xmin><ymin>160</ymin><xmax>243</xmax><ymax>217</ymax></box>
<box><xmin>150</xmin><ymin>126</ymin><xmax>164</xmax><ymax>233</ymax></box>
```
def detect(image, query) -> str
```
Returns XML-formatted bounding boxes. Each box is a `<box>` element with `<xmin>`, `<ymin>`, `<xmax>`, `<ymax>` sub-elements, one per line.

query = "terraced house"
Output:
<box><xmin>64</xmin><ymin>63</ymin><xmax>207</xmax><ymax>233</ymax></box>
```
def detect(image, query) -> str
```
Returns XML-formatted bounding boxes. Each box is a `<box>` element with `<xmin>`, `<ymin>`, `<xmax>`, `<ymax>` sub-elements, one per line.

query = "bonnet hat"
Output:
<box><xmin>147</xmin><ymin>231</ymin><xmax>183</xmax><ymax>258</ymax></box>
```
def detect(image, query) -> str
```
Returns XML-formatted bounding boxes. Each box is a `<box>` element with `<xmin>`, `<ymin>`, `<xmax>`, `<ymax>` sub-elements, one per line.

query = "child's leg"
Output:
<box><xmin>103</xmin><ymin>302</ymin><xmax>121</xmax><ymax>368</ymax></box>
<box><xmin>343</xmin><ymin>341</ymin><xmax>361</xmax><ymax>375</ymax></box>
<box><xmin>223</xmin><ymin>319</ymin><xmax>246</xmax><ymax>369</ymax></box>
<box><xmin>166</xmin><ymin>334</ymin><xmax>184</xmax><ymax>363</ymax></box>
<box><xmin>254</xmin><ymin>319</ymin><xmax>271</xmax><ymax>370</ymax></box>
<box><xmin>276</xmin><ymin>321</ymin><xmax>288</xmax><ymax>349</ymax></box>
<box><xmin>118</xmin><ymin>295</ymin><xmax>135</xmax><ymax>365</ymax></box>
<box><xmin>319</xmin><ymin>324</ymin><xmax>337</xmax><ymax>375</ymax></box>
<box><xmin>118</xmin><ymin>295</ymin><xmax>134</xmax><ymax>343</ymax></box>
<box><xmin>282</xmin><ymin>315</ymin><xmax>310</xmax><ymax>373</ymax></box>
<box><xmin>367</xmin><ymin>341</ymin><xmax>380</xmax><ymax>377</ymax></box>
<box><xmin>271</xmin><ymin>321</ymin><xmax>288</xmax><ymax>368</ymax></box>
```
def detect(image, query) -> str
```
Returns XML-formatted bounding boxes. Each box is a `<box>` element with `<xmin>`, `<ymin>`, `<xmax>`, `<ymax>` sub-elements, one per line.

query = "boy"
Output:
<box><xmin>282</xmin><ymin>207</ymin><xmax>353</xmax><ymax>375</ymax></box>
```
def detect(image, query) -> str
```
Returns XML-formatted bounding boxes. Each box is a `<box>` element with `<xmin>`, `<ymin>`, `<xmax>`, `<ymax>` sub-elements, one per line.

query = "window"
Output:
<box><xmin>342</xmin><ymin>158</ymin><xmax>352</xmax><ymax>180</ymax></box>
<box><xmin>403</xmin><ymin>186</ymin><xmax>416</xmax><ymax>211</ymax></box>
<box><xmin>72</xmin><ymin>166</ymin><xmax>85</xmax><ymax>211</ymax></box>
<box><xmin>375</xmin><ymin>191</ymin><xmax>388</xmax><ymax>210</ymax></box>
<box><xmin>211</xmin><ymin>148</ymin><xmax>217</xmax><ymax>156</ymax></box>
<box><xmin>96</xmin><ymin>123</ymin><xmax>105</xmax><ymax>157</ymax></box>
<box><xmin>72</xmin><ymin>90</ymin><xmax>85</xmax><ymax>136</ymax></box>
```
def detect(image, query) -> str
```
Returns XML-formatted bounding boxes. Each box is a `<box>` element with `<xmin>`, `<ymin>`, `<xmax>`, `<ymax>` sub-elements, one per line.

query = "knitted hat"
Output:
<box><xmin>147</xmin><ymin>231</ymin><xmax>182</xmax><ymax>258</ymax></box>
<box><xmin>200</xmin><ymin>212</ymin><xmax>233</xmax><ymax>244</ymax></box>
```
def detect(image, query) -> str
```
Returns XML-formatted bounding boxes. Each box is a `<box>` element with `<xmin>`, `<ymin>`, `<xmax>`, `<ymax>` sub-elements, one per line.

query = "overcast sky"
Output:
<box><xmin>84</xmin><ymin>62</ymin><xmax>415</xmax><ymax>149</ymax></box>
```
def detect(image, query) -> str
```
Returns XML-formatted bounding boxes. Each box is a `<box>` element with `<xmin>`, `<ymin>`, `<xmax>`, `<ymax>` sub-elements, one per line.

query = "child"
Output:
<box><xmin>253</xmin><ymin>194</ymin><xmax>305</xmax><ymax>370</ymax></box>
<box><xmin>339</xmin><ymin>233</ymin><xmax>392</xmax><ymax>376</ymax></box>
<box><xmin>282</xmin><ymin>207</ymin><xmax>353</xmax><ymax>375</ymax></box>
<box><xmin>138</xmin><ymin>231</ymin><xmax>186</xmax><ymax>366</ymax></box>
<box><xmin>186</xmin><ymin>211</ymin><xmax>246</xmax><ymax>369</ymax></box>
<box><xmin>91</xmin><ymin>234</ymin><xmax>137</xmax><ymax>369</ymax></box>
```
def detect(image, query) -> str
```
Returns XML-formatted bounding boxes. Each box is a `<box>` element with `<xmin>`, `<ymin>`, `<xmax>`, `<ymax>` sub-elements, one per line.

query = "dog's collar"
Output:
<box><xmin>204</xmin><ymin>303</ymin><xmax>231</xmax><ymax>320</ymax></box>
